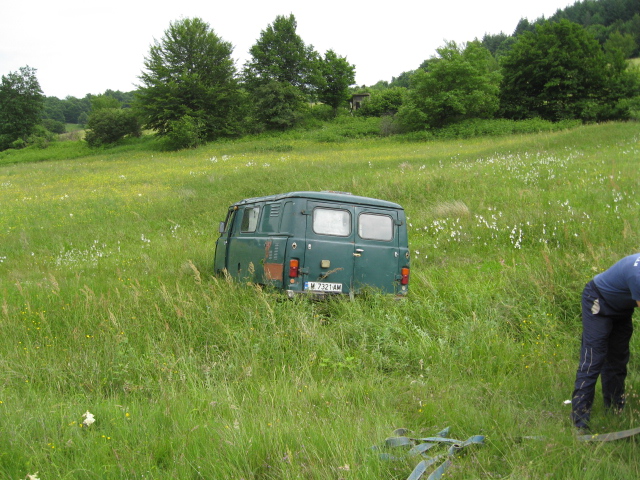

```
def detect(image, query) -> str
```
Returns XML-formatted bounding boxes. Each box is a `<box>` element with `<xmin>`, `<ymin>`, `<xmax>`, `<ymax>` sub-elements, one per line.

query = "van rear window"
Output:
<box><xmin>358</xmin><ymin>213</ymin><xmax>393</xmax><ymax>241</ymax></box>
<box><xmin>241</xmin><ymin>206</ymin><xmax>260</xmax><ymax>232</ymax></box>
<box><xmin>313</xmin><ymin>208</ymin><xmax>351</xmax><ymax>236</ymax></box>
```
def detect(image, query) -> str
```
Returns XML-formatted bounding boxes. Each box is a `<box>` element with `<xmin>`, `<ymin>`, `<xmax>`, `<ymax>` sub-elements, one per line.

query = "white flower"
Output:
<box><xmin>27</xmin><ymin>473</ymin><xmax>40</xmax><ymax>480</ymax></box>
<box><xmin>82</xmin><ymin>411</ymin><xmax>96</xmax><ymax>426</ymax></box>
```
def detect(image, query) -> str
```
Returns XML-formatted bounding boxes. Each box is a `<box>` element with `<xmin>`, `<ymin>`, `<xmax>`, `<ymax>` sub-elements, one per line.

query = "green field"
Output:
<box><xmin>1</xmin><ymin>122</ymin><xmax>639</xmax><ymax>479</ymax></box>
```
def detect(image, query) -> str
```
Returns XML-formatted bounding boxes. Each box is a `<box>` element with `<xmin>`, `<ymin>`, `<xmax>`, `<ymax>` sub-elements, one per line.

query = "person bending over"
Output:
<box><xmin>571</xmin><ymin>253</ymin><xmax>640</xmax><ymax>430</ymax></box>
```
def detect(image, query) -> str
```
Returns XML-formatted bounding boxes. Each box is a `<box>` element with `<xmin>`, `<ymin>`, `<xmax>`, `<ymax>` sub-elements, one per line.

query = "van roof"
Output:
<box><xmin>231</xmin><ymin>191</ymin><xmax>403</xmax><ymax>209</ymax></box>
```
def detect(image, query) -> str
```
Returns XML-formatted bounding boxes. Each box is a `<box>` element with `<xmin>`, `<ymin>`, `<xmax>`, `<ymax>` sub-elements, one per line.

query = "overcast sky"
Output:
<box><xmin>1</xmin><ymin>0</ymin><xmax>577</xmax><ymax>99</ymax></box>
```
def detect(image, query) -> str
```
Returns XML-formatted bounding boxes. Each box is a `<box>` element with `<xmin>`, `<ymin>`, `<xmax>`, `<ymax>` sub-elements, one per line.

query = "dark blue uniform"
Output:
<box><xmin>571</xmin><ymin>254</ymin><xmax>640</xmax><ymax>429</ymax></box>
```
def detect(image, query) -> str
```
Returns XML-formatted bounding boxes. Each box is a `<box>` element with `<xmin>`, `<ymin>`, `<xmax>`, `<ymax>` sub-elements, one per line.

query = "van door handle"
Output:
<box><xmin>354</xmin><ymin>249</ymin><xmax>364</xmax><ymax>257</ymax></box>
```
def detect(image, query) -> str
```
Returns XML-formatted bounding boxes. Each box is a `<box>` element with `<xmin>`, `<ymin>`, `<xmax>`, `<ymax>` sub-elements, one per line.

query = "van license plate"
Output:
<box><xmin>304</xmin><ymin>282</ymin><xmax>342</xmax><ymax>293</ymax></box>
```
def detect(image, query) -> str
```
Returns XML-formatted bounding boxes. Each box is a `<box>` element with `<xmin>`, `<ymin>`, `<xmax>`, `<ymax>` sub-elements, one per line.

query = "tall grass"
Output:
<box><xmin>1</xmin><ymin>122</ymin><xmax>639</xmax><ymax>478</ymax></box>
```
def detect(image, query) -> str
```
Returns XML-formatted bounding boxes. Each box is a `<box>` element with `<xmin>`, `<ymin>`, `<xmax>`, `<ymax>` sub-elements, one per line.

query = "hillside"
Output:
<box><xmin>1</xmin><ymin>123</ymin><xmax>639</xmax><ymax>478</ymax></box>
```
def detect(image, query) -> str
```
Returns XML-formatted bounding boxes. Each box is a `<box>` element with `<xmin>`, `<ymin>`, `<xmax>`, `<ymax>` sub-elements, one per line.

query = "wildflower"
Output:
<box><xmin>82</xmin><ymin>411</ymin><xmax>96</xmax><ymax>426</ymax></box>
<box><xmin>26</xmin><ymin>473</ymin><xmax>40</xmax><ymax>480</ymax></box>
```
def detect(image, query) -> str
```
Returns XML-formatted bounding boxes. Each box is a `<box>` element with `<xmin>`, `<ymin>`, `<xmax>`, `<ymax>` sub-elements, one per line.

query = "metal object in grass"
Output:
<box><xmin>377</xmin><ymin>427</ymin><xmax>485</xmax><ymax>480</ymax></box>
<box><xmin>576</xmin><ymin>425</ymin><xmax>640</xmax><ymax>442</ymax></box>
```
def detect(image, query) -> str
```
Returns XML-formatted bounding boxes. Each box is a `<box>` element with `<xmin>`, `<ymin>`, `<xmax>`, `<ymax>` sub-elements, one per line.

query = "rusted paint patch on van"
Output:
<box><xmin>264</xmin><ymin>263</ymin><xmax>284</xmax><ymax>280</ymax></box>
<box><xmin>263</xmin><ymin>240</ymin><xmax>283</xmax><ymax>280</ymax></box>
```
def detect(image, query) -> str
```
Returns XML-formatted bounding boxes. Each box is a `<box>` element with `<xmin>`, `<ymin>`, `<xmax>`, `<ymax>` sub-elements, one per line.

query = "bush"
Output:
<box><xmin>311</xmin><ymin>116</ymin><xmax>382</xmax><ymax>142</ymax></box>
<box><xmin>162</xmin><ymin>115</ymin><xmax>206</xmax><ymax>150</ymax></box>
<box><xmin>41</xmin><ymin>118</ymin><xmax>66</xmax><ymax>134</ymax></box>
<box><xmin>85</xmin><ymin>108</ymin><xmax>141</xmax><ymax>147</ymax></box>
<box><xmin>379</xmin><ymin>115</ymin><xmax>401</xmax><ymax>136</ymax></box>
<box><xmin>397</xmin><ymin>118</ymin><xmax>583</xmax><ymax>141</ymax></box>
<box><xmin>356</xmin><ymin>87</ymin><xmax>406</xmax><ymax>117</ymax></box>
<box><xmin>26</xmin><ymin>125</ymin><xmax>56</xmax><ymax>148</ymax></box>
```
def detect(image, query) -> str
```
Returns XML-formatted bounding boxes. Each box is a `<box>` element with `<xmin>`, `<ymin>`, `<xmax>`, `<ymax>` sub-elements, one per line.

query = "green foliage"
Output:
<box><xmin>90</xmin><ymin>94</ymin><xmax>121</xmax><ymax>111</ymax></box>
<box><xmin>61</xmin><ymin>95</ymin><xmax>91</xmax><ymax>123</ymax></box>
<box><xmin>243</xmin><ymin>14</ymin><xmax>319</xmax><ymax>95</ymax></box>
<box><xmin>356</xmin><ymin>87</ymin><xmax>406</xmax><ymax>117</ymax></box>
<box><xmin>316</xmin><ymin>50</ymin><xmax>356</xmax><ymax>115</ymax></box>
<box><xmin>162</xmin><ymin>115</ymin><xmax>206</xmax><ymax>150</ymax></box>
<box><xmin>84</xmin><ymin>108</ymin><xmax>141</xmax><ymax>147</ymax></box>
<box><xmin>605</xmin><ymin>30</ymin><xmax>638</xmax><ymax>59</ymax></box>
<box><xmin>25</xmin><ymin>124</ymin><xmax>57</xmax><ymax>149</ymax></box>
<box><xmin>101</xmin><ymin>89</ymin><xmax>135</xmax><ymax>108</ymax></box>
<box><xmin>77</xmin><ymin>112</ymin><xmax>89</xmax><ymax>126</ymax></box>
<box><xmin>242</xmin><ymin>14</ymin><xmax>320</xmax><ymax>131</ymax></box>
<box><xmin>389</xmin><ymin>71</ymin><xmax>414</xmax><ymax>88</ymax></box>
<box><xmin>311</xmin><ymin>116</ymin><xmax>382</xmax><ymax>142</ymax></box>
<box><xmin>251</xmin><ymin>81</ymin><xmax>310</xmax><ymax>131</ymax></box>
<box><xmin>500</xmin><ymin>20</ymin><xmax>635</xmax><ymax>122</ymax></box>
<box><xmin>398</xmin><ymin>41</ymin><xmax>501</xmax><ymax>130</ymax></box>
<box><xmin>42</xmin><ymin>96</ymin><xmax>66</xmax><ymax>122</ymax></box>
<box><xmin>399</xmin><ymin>117</ymin><xmax>582</xmax><ymax>141</ymax></box>
<box><xmin>0</xmin><ymin>66</ymin><xmax>45</xmax><ymax>151</ymax></box>
<box><xmin>41</xmin><ymin>118</ymin><xmax>66</xmax><ymax>134</ymax></box>
<box><xmin>136</xmin><ymin>17</ymin><xmax>243</xmax><ymax>145</ymax></box>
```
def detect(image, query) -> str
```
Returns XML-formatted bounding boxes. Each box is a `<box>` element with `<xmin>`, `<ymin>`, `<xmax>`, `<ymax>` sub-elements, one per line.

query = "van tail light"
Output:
<box><xmin>289</xmin><ymin>259</ymin><xmax>300</xmax><ymax>278</ymax></box>
<box><xmin>400</xmin><ymin>267</ymin><xmax>410</xmax><ymax>285</ymax></box>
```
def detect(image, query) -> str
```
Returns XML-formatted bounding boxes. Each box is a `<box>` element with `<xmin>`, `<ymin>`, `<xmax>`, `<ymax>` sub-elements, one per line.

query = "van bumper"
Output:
<box><xmin>286</xmin><ymin>288</ymin><xmax>408</xmax><ymax>299</ymax></box>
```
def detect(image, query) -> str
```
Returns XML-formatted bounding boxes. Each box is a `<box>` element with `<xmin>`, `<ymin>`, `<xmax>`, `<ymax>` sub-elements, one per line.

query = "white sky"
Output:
<box><xmin>1</xmin><ymin>0</ymin><xmax>577</xmax><ymax>99</ymax></box>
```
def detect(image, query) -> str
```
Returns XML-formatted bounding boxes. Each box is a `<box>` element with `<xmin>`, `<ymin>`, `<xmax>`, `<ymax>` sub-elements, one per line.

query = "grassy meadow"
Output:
<box><xmin>1</xmin><ymin>122</ymin><xmax>640</xmax><ymax>479</ymax></box>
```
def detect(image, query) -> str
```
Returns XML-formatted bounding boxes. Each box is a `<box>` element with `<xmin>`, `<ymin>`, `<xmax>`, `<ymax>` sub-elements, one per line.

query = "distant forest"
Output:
<box><xmin>43</xmin><ymin>90</ymin><xmax>135</xmax><ymax>125</ymax></box>
<box><xmin>369</xmin><ymin>0</ymin><xmax>640</xmax><ymax>89</ymax></box>
<box><xmin>41</xmin><ymin>0</ymin><xmax>639</xmax><ymax>124</ymax></box>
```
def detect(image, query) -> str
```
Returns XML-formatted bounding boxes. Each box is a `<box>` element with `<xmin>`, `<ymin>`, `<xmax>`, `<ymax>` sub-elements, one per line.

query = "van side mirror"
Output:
<box><xmin>219</xmin><ymin>221</ymin><xmax>226</xmax><ymax>234</ymax></box>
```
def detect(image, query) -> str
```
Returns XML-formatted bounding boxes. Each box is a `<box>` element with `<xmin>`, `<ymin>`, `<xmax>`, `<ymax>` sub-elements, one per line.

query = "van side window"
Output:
<box><xmin>359</xmin><ymin>213</ymin><xmax>393</xmax><ymax>241</ymax></box>
<box><xmin>313</xmin><ymin>208</ymin><xmax>351</xmax><ymax>236</ymax></box>
<box><xmin>241</xmin><ymin>206</ymin><xmax>260</xmax><ymax>233</ymax></box>
<box><xmin>261</xmin><ymin>203</ymin><xmax>281</xmax><ymax>233</ymax></box>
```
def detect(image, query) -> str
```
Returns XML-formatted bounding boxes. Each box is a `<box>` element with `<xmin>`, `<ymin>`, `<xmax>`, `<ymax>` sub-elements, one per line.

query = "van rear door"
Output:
<box><xmin>303</xmin><ymin>201</ymin><xmax>355</xmax><ymax>294</ymax></box>
<box><xmin>352</xmin><ymin>207</ymin><xmax>401</xmax><ymax>293</ymax></box>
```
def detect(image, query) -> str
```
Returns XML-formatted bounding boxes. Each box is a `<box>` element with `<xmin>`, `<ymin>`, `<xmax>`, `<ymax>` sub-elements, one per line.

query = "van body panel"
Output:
<box><xmin>214</xmin><ymin>192</ymin><xmax>409</xmax><ymax>296</ymax></box>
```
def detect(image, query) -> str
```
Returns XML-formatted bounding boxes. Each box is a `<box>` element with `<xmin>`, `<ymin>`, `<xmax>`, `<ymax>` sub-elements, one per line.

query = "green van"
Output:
<box><xmin>214</xmin><ymin>191</ymin><xmax>410</xmax><ymax>296</ymax></box>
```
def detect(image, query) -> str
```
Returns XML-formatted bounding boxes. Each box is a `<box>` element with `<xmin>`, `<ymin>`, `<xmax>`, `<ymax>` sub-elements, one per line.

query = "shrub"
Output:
<box><xmin>85</xmin><ymin>108</ymin><xmax>141</xmax><ymax>147</ymax></box>
<box><xmin>397</xmin><ymin>118</ymin><xmax>582</xmax><ymax>141</ymax></box>
<box><xmin>162</xmin><ymin>115</ymin><xmax>206</xmax><ymax>150</ymax></box>
<box><xmin>356</xmin><ymin>87</ymin><xmax>406</xmax><ymax>117</ymax></box>
<box><xmin>41</xmin><ymin>118</ymin><xmax>66</xmax><ymax>134</ymax></box>
<box><xmin>26</xmin><ymin>125</ymin><xmax>56</xmax><ymax>148</ymax></box>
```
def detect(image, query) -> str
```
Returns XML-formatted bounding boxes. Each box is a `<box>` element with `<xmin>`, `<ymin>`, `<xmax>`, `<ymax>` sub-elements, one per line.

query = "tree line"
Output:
<box><xmin>1</xmin><ymin>0</ymin><xmax>639</xmax><ymax>152</ymax></box>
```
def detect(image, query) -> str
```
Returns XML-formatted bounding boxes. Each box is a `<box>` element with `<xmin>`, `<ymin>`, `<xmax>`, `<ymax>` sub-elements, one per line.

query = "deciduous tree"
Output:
<box><xmin>135</xmin><ymin>17</ymin><xmax>243</xmax><ymax>144</ymax></box>
<box><xmin>243</xmin><ymin>14</ymin><xmax>319</xmax><ymax>95</ymax></box>
<box><xmin>0</xmin><ymin>66</ymin><xmax>44</xmax><ymax>150</ymax></box>
<box><xmin>499</xmin><ymin>20</ymin><xmax>626</xmax><ymax>121</ymax></box>
<box><xmin>243</xmin><ymin>14</ymin><xmax>319</xmax><ymax>130</ymax></box>
<box><xmin>316</xmin><ymin>50</ymin><xmax>355</xmax><ymax>115</ymax></box>
<box><xmin>398</xmin><ymin>41</ymin><xmax>501</xmax><ymax>130</ymax></box>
